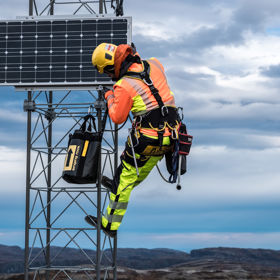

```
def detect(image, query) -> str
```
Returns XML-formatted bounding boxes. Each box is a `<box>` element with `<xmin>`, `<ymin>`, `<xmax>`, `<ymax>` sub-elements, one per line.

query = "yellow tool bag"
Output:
<box><xmin>62</xmin><ymin>113</ymin><xmax>106</xmax><ymax>184</ymax></box>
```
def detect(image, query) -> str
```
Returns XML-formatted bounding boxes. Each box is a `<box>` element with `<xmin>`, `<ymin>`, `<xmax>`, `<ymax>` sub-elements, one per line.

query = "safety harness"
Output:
<box><xmin>124</xmin><ymin>60</ymin><xmax>178</xmax><ymax>148</ymax></box>
<box><xmin>122</xmin><ymin>59</ymin><xmax>193</xmax><ymax>187</ymax></box>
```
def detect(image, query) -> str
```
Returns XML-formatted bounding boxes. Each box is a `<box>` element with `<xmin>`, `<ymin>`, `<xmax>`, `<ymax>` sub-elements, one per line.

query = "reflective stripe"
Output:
<box><xmin>108</xmin><ymin>102</ymin><xmax>114</xmax><ymax>110</ymax></box>
<box><xmin>140</xmin><ymin>128</ymin><xmax>172</xmax><ymax>137</ymax></box>
<box><xmin>107</xmin><ymin>94</ymin><xmax>114</xmax><ymax>101</ymax></box>
<box><xmin>104</xmin><ymin>211</ymin><xmax>123</xmax><ymax>223</ymax></box>
<box><xmin>109</xmin><ymin>199</ymin><xmax>128</xmax><ymax>210</ymax></box>
<box><xmin>165</xmin><ymin>97</ymin><xmax>175</xmax><ymax>107</ymax></box>
<box><xmin>123</xmin><ymin>77</ymin><xmax>155</xmax><ymax>111</ymax></box>
<box><xmin>123</xmin><ymin>59</ymin><xmax>174</xmax><ymax>115</ymax></box>
<box><xmin>107</xmin><ymin>93</ymin><xmax>114</xmax><ymax>110</ymax></box>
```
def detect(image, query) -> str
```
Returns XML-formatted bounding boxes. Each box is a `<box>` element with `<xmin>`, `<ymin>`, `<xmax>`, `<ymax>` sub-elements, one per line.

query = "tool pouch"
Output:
<box><xmin>178</xmin><ymin>122</ymin><xmax>193</xmax><ymax>155</ymax></box>
<box><xmin>62</xmin><ymin>115</ymin><xmax>101</xmax><ymax>184</ymax></box>
<box><xmin>165</xmin><ymin>122</ymin><xmax>193</xmax><ymax>183</ymax></box>
<box><xmin>165</xmin><ymin>147</ymin><xmax>187</xmax><ymax>178</ymax></box>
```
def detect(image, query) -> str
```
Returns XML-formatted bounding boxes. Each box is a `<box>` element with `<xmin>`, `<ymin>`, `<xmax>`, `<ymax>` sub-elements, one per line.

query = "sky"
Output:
<box><xmin>1</xmin><ymin>0</ymin><xmax>280</xmax><ymax>252</ymax></box>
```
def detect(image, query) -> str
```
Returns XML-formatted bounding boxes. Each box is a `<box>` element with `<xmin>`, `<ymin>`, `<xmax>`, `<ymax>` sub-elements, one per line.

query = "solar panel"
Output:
<box><xmin>0</xmin><ymin>16</ymin><xmax>131</xmax><ymax>88</ymax></box>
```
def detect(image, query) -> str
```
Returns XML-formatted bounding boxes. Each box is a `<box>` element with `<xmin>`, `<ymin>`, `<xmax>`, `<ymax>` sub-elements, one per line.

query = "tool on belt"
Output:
<box><xmin>166</xmin><ymin>120</ymin><xmax>193</xmax><ymax>190</ymax></box>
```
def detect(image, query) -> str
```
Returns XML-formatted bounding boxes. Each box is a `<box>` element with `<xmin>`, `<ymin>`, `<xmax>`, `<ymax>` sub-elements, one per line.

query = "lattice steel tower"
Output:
<box><xmin>0</xmin><ymin>0</ymin><xmax>130</xmax><ymax>279</ymax></box>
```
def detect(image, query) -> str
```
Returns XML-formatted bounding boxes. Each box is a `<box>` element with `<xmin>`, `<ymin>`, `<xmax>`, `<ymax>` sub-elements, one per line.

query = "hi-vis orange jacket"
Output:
<box><xmin>105</xmin><ymin>57</ymin><xmax>176</xmax><ymax>126</ymax></box>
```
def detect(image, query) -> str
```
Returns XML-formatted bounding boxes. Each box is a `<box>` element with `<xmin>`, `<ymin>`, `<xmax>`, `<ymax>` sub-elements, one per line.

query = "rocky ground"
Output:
<box><xmin>117</xmin><ymin>260</ymin><xmax>280</xmax><ymax>280</ymax></box>
<box><xmin>1</xmin><ymin>247</ymin><xmax>280</xmax><ymax>279</ymax></box>
<box><xmin>1</xmin><ymin>260</ymin><xmax>280</xmax><ymax>280</ymax></box>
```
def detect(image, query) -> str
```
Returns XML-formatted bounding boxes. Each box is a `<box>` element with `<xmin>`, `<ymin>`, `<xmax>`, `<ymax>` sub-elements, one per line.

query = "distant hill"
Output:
<box><xmin>1</xmin><ymin>244</ymin><xmax>280</xmax><ymax>277</ymax></box>
<box><xmin>190</xmin><ymin>247</ymin><xmax>280</xmax><ymax>267</ymax></box>
<box><xmin>0</xmin><ymin>244</ymin><xmax>190</xmax><ymax>274</ymax></box>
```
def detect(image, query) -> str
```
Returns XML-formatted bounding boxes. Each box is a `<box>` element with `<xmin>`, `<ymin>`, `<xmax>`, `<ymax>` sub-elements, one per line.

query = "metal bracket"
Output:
<box><xmin>23</xmin><ymin>100</ymin><xmax>36</xmax><ymax>112</ymax></box>
<box><xmin>45</xmin><ymin>109</ymin><xmax>56</xmax><ymax>121</ymax></box>
<box><xmin>94</xmin><ymin>85</ymin><xmax>109</xmax><ymax>109</ymax></box>
<box><xmin>94</xmin><ymin>100</ymin><xmax>106</xmax><ymax>110</ymax></box>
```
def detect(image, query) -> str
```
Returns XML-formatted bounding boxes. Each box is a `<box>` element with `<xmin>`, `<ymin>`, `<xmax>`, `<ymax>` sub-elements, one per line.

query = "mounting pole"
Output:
<box><xmin>24</xmin><ymin>92</ymin><xmax>32</xmax><ymax>280</ymax></box>
<box><xmin>24</xmin><ymin>2</ymin><xmax>33</xmax><ymax>279</ymax></box>
<box><xmin>99</xmin><ymin>0</ymin><xmax>103</xmax><ymax>14</ymax></box>
<box><xmin>96</xmin><ymin>90</ymin><xmax>102</xmax><ymax>280</ymax></box>
<box><xmin>97</xmin><ymin>2</ymin><xmax>103</xmax><ymax>278</ymax></box>
<box><xmin>46</xmin><ymin>91</ymin><xmax>53</xmax><ymax>280</ymax></box>
<box><xmin>46</xmin><ymin>2</ymin><xmax>54</xmax><ymax>278</ymax></box>
<box><xmin>29</xmin><ymin>0</ymin><xmax>33</xmax><ymax>16</ymax></box>
<box><xmin>113</xmin><ymin>123</ymin><xmax>118</xmax><ymax>280</ymax></box>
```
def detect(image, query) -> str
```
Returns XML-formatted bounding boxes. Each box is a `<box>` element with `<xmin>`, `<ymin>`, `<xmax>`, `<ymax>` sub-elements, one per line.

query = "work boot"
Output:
<box><xmin>85</xmin><ymin>215</ymin><xmax>117</xmax><ymax>238</ymax></box>
<box><xmin>101</xmin><ymin>176</ymin><xmax>114</xmax><ymax>192</ymax></box>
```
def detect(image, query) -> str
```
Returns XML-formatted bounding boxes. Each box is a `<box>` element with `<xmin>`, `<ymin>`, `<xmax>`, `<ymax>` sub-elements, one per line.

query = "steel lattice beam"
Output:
<box><xmin>24</xmin><ymin>1</ymin><xmax>123</xmax><ymax>280</ymax></box>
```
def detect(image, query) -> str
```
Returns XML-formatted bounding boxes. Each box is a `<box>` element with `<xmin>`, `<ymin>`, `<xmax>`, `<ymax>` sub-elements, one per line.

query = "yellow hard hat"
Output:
<box><xmin>92</xmin><ymin>43</ymin><xmax>117</xmax><ymax>73</ymax></box>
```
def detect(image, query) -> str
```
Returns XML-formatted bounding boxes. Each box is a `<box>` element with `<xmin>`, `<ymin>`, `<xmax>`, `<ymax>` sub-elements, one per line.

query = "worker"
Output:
<box><xmin>85</xmin><ymin>43</ymin><xmax>180</xmax><ymax>237</ymax></box>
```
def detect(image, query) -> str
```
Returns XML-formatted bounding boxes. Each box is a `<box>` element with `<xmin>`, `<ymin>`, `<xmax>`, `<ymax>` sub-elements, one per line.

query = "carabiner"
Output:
<box><xmin>143</xmin><ymin>76</ymin><xmax>153</xmax><ymax>86</ymax></box>
<box><xmin>161</xmin><ymin>105</ymin><xmax>169</xmax><ymax>117</ymax></box>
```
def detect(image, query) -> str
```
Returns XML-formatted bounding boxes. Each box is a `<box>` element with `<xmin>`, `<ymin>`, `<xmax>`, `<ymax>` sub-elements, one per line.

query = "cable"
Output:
<box><xmin>156</xmin><ymin>164</ymin><xmax>171</xmax><ymax>184</ymax></box>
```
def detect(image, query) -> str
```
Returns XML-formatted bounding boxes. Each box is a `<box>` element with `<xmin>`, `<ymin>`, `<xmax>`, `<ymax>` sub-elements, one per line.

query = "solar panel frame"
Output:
<box><xmin>0</xmin><ymin>15</ymin><xmax>132</xmax><ymax>90</ymax></box>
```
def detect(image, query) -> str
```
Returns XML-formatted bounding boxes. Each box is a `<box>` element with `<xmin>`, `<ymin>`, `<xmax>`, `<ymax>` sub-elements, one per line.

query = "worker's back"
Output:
<box><xmin>117</xmin><ymin>57</ymin><xmax>176</xmax><ymax>117</ymax></box>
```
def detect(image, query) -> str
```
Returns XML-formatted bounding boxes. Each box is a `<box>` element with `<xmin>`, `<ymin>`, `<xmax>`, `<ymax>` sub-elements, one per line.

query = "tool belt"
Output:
<box><xmin>133</xmin><ymin>107</ymin><xmax>180</xmax><ymax>152</ymax></box>
<box><xmin>129</xmin><ymin>107</ymin><xmax>179</xmax><ymax>155</ymax></box>
<box><xmin>133</xmin><ymin>106</ymin><xmax>179</xmax><ymax>131</ymax></box>
<box><xmin>121</xmin><ymin>130</ymin><xmax>173</xmax><ymax>169</ymax></box>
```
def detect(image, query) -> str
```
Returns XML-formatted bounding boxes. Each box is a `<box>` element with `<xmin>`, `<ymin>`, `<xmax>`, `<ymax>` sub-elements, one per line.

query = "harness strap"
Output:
<box><xmin>125</xmin><ymin>60</ymin><xmax>169</xmax><ymax>117</ymax></box>
<box><xmin>124</xmin><ymin>60</ymin><xmax>170</xmax><ymax>148</ymax></box>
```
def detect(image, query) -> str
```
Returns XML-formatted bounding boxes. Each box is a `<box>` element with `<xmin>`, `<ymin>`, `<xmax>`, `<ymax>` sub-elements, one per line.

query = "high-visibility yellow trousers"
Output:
<box><xmin>102</xmin><ymin>134</ymin><xmax>172</xmax><ymax>231</ymax></box>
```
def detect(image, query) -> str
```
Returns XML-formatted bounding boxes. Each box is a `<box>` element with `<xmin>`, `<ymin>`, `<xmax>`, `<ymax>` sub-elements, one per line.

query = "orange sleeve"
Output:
<box><xmin>104</xmin><ymin>85</ymin><xmax>133</xmax><ymax>124</ymax></box>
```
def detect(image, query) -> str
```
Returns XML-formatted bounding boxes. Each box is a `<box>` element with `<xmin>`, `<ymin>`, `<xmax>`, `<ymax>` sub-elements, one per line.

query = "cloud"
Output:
<box><xmin>131</xmin><ymin>0</ymin><xmax>280</xmax><ymax>137</ymax></box>
<box><xmin>133</xmin><ymin>0</ymin><xmax>280</xmax><ymax>57</ymax></box>
<box><xmin>260</xmin><ymin>64</ymin><xmax>280</xmax><ymax>78</ymax></box>
<box><xmin>0</xmin><ymin>109</ymin><xmax>26</xmax><ymax>123</ymax></box>
<box><xmin>124</xmin><ymin>144</ymin><xmax>280</xmax><ymax>213</ymax></box>
<box><xmin>0</xmin><ymin>146</ymin><xmax>26</xmax><ymax>194</ymax></box>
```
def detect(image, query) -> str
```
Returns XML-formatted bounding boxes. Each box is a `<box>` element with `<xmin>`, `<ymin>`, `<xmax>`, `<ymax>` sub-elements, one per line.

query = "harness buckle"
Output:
<box><xmin>171</xmin><ymin>128</ymin><xmax>178</xmax><ymax>140</ymax></box>
<box><xmin>161</xmin><ymin>105</ymin><xmax>169</xmax><ymax>117</ymax></box>
<box><xmin>133</xmin><ymin>115</ymin><xmax>142</xmax><ymax>129</ymax></box>
<box><xmin>142</xmin><ymin>76</ymin><xmax>153</xmax><ymax>86</ymax></box>
<box><xmin>177</xmin><ymin>107</ymin><xmax>184</xmax><ymax>121</ymax></box>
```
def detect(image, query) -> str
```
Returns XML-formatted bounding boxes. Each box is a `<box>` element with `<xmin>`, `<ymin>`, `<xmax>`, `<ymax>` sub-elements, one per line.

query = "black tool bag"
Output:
<box><xmin>178</xmin><ymin>122</ymin><xmax>193</xmax><ymax>156</ymax></box>
<box><xmin>62</xmin><ymin>113</ymin><xmax>106</xmax><ymax>184</ymax></box>
<box><xmin>165</xmin><ymin>122</ymin><xmax>193</xmax><ymax>183</ymax></box>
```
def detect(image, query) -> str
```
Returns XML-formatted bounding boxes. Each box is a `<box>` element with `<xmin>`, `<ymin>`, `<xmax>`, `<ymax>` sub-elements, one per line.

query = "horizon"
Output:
<box><xmin>1</xmin><ymin>243</ymin><xmax>280</xmax><ymax>254</ymax></box>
